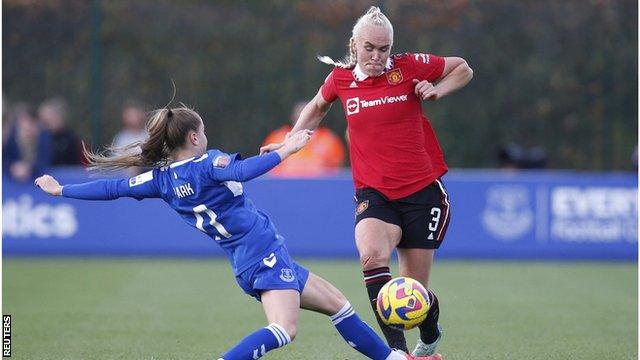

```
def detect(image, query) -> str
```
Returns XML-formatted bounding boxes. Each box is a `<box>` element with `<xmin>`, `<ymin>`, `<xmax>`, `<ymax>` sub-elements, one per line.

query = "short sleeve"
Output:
<box><xmin>320</xmin><ymin>70</ymin><xmax>338</xmax><ymax>103</ymax></box>
<box><xmin>410</xmin><ymin>53</ymin><xmax>445</xmax><ymax>83</ymax></box>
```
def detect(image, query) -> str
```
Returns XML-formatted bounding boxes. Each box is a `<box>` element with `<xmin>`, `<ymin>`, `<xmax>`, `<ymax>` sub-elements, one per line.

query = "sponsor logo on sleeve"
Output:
<box><xmin>129</xmin><ymin>171</ymin><xmax>154</xmax><ymax>187</ymax></box>
<box><xmin>414</xmin><ymin>53</ymin><xmax>430</xmax><ymax>64</ymax></box>
<box><xmin>213</xmin><ymin>155</ymin><xmax>231</xmax><ymax>168</ymax></box>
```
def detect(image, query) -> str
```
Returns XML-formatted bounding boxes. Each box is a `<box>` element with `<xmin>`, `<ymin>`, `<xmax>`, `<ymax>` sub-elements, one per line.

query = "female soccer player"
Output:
<box><xmin>261</xmin><ymin>6</ymin><xmax>473</xmax><ymax>357</ymax></box>
<box><xmin>34</xmin><ymin>106</ymin><xmax>441</xmax><ymax>360</ymax></box>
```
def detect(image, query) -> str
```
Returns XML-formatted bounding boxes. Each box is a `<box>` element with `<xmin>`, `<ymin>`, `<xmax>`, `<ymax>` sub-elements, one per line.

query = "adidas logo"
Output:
<box><xmin>349</xmin><ymin>81</ymin><xmax>358</xmax><ymax>88</ymax></box>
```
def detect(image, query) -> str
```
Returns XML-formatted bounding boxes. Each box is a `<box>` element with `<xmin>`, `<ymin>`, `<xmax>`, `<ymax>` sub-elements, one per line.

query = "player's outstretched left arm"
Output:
<box><xmin>35</xmin><ymin>173</ymin><xmax>159</xmax><ymax>201</ymax></box>
<box><xmin>413</xmin><ymin>57</ymin><xmax>473</xmax><ymax>101</ymax></box>
<box><xmin>34</xmin><ymin>175</ymin><xmax>63</xmax><ymax>196</ymax></box>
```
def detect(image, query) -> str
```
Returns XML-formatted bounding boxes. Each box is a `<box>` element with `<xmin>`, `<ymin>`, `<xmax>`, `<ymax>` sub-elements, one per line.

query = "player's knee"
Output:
<box><xmin>359</xmin><ymin>250</ymin><xmax>391</xmax><ymax>270</ymax></box>
<box><xmin>281</xmin><ymin>322</ymin><xmax>297</xmax><ymax>341</ymax></box>
<box><xmin>313</xmin><ymin>280</ymin><xmax>349</xmax><ymax>315</ymax></box>
<box><xmin>334</xmin><ymin>291</ymin><xmax>348</xmax><ymax>306</ymax></box>
<box><xmin>327</xmin><ymin>291</ymin><xmax>349</xmax><ymax>315</ymax></box>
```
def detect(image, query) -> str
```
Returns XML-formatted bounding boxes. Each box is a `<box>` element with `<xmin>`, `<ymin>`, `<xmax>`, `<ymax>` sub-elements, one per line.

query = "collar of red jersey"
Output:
<box><xmin>352</xmin><ymin>58</ymin><xmax>394</xmax><ymax>81</ymax></box>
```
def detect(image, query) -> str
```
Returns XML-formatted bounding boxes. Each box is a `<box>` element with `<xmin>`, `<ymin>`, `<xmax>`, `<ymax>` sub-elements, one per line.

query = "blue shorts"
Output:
<box><xmin>235</xmin><ymin>245</ymin><xmax>310</xmax><ymax>301</ymax></box>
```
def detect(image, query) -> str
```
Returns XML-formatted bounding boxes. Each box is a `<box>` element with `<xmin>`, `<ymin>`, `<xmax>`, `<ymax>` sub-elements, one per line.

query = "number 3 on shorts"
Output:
<box><xmin>428</xmin><ymin>207</ymin><xmax>441</xmax><ymax>232</ymax></box>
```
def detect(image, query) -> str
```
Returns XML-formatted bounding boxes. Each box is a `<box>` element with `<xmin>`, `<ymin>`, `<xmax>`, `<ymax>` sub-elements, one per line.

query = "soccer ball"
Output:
<box><xmin>376</xmin><ymin>277</ymin><xmax>430</xmax><ymax>330</ymax></box>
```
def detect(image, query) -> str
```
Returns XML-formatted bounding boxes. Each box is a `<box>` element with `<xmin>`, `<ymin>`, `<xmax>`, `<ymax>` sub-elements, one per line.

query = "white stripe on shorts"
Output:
<box><xmin>434</xmin><ymin>179</ymin><xmax>450</xmax><ymax>241</ymax></box>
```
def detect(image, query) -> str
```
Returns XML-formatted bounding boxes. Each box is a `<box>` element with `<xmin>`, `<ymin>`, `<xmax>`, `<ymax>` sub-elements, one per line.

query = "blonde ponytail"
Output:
<box><xmin>318</xmin><ymin>6</ymin><xmax>393</xmax><ymax>69</ymax></box>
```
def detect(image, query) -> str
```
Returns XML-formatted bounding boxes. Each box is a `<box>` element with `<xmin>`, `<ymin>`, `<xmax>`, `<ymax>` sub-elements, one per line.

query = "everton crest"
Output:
<box><xmin>280</xmin><ymin>268</ymin><xmax>295</xmax><ymax>282</ymax></box>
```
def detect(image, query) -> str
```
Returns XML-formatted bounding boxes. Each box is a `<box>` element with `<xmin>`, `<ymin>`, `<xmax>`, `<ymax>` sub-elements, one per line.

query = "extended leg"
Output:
<box><xmin>356</xmin><ymin>218</ymin><xmax>408</xmax><ymax>352</ymax></box>
<box><xmin>218</xmin><ymin>289</ymin><xmax>299</xmax><ymax>360</ymax></box>
<box><xmin>398</xmin><ymin>248</ymin><xmax>441</xmax><ymax>356</ymax></box>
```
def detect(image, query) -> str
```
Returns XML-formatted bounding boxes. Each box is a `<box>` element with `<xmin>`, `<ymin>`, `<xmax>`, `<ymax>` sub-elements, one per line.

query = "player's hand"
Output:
<box><xmin>280</xmin><ymin>129</ymin><xmax>314</xmax><ymax>157</ymax></box>
<box><xmin>260</xmin><ymin>142</ymin><xmax>284</xmax><ymax>155</ymax></box>
<box><xmin>413</xmin><ymin>79</ymin><xmax>439</xmax><ymax>101</ymax></box>
<box><xmin>34</xmin><ymin>175</ymin><xmax>63</xmax><ymax>196</ymax></box>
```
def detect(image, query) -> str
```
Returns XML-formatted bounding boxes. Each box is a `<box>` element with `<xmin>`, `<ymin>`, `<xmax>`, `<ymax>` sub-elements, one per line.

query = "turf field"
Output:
<box><xmin>2</xmin><ymin>259</ymin><xmax>637</xmax><ymax>360</ymax></box>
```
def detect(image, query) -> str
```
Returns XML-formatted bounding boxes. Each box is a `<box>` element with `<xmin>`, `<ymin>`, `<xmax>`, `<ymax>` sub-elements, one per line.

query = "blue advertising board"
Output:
<box><xmin>2</xmin><ymin>169</ymin><xmax>637</xmax><ymax>260</ymax></box>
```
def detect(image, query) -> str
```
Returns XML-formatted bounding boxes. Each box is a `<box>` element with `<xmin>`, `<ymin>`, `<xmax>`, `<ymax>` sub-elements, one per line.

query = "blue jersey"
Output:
<box><xmin>62</xmin><ymin>150</ymin><xmax>283</xmax><ymax>275</ymax></box>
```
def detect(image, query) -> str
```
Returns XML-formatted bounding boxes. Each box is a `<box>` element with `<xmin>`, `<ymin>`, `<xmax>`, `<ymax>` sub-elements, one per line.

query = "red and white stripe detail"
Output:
<box><xmin>363</xmin><ymin>267</ymin><xmax>392</xmax><ymax>285</ymax></box>
<box><xmin>434</xmin><ymin>179</ymin><xmax>451</xmax><ymax>242</ymax></box>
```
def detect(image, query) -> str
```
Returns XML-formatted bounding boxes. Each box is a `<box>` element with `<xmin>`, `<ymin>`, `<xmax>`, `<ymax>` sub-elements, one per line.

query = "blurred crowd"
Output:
<box><xmin>2</xmin><ymin>97</ymin><xmax>349</xmax><ymax>182</ymax></box>
<box><xmin>3</xmin><ymin>97</ymin><xmax>80</xmax><ymax>182</ymax></box>
<box><xmin>2</xmin><ymin>97</ymin><xmax>149</xmax><ymax>182</ymax></box>
<box><xmin>7</xmin><ymin>97</ymin><xmax>632</xmax><ymax>182</ymax></box>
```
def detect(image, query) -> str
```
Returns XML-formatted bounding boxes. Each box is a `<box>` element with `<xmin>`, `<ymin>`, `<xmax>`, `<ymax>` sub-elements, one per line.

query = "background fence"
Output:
<box><xmin>3</xmin><ymin>0</ymin><xmax>638</xmax><ymax>170</ymax></box>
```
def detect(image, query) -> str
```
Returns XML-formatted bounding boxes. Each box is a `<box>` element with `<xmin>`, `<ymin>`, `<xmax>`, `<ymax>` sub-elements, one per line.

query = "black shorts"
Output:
<box><xmin>354</xmin><ymin>180</ymin><xmax>451</xmax><ymax>249</ymax></box>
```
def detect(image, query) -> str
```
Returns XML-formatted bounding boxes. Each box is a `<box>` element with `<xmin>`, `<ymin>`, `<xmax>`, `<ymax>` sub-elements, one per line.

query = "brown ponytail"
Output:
<box><xmin>84</xmin><ymin>106</ymin><xmax>203</xmax><ymax>171</ymax></box>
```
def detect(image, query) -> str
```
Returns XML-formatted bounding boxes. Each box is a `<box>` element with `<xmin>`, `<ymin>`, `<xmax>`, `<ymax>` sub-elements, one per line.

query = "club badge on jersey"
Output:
<box><xmin>386</xmin><ymin>68</ymin><xmax>403</xmax><ymax>85</ymax></box>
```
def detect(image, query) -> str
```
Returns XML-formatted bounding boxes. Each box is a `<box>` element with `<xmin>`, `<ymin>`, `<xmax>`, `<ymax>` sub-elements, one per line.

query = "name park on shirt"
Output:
<box><xmin>174</xmin><ymin>183</ymin><xmax>195</xmax><ymax>198</ymax></box>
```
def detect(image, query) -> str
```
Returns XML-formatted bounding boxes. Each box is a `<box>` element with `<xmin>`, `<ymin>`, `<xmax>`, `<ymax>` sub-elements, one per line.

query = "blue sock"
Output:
<box><xmin>219</xmin><ymin>323</ymin><xmax>291</xmax><ymax>360</ymax></box>
<box><xmin>331</xmin><ymin>301</ymin><xmax>393</xmax><ymax>360</ymax></box>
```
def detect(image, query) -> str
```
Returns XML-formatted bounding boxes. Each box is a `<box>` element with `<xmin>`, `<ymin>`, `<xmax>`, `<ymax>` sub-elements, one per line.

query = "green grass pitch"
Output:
<box><xmin>2</xmin><ymin>259</ymin><xmax>637</xmax><ymax>359</ymax></box>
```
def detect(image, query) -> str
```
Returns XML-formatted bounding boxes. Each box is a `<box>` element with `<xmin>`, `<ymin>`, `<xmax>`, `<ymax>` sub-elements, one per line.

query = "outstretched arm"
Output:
<box><xmin>260</xmin><ymin>90</ymin><xmax>332</xmax><ymax>155</ymax></box>
<box><xmin>214</xmin><ymin>130</ymin><xmax>314</xmax><ymax>182</ymax></box>
<box><xmin>35</xmin><ymin>173</ymin><xmax>159</xmax><ymax>200</ymax></box>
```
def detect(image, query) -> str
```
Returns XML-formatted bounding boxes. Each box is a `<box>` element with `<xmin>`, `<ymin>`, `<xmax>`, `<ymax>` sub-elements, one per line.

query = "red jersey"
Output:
<box><xmin>320</xmin><ymin>53</ymin><xmax>448</xmax><ymax>200</ymax></box>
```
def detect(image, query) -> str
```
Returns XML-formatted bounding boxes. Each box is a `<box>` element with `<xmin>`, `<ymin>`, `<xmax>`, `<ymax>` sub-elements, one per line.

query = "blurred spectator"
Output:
<box><xmin>2</xmin><ymin>103</ymin><xmax>52</xmax><ymax>181</ymax></box>
<box><xmin>262</xmin><ymin>101</ymin><xmax>346</xmax><ymax>177</ymax></box>
<box><xmin>39</xmin><ymin>97</ymin><xmax>81</xmax><ymax>165</ymax></box>
<box><xmin>498</xmin><ymin>143</ymin><xmax>548</xmax><ymax>169</ymax></box>
<box><xmin>110</xmin><ymin>101</ymin><xmax>149</xmax><ymax>176</ymax></box>
<box><xmin>112</xmin><ymin>100</ymin><xmax>148</xmax><ymax>150</ymax></box>
<box><xmin>2</xmin><ymin>96</ymin><xmax>11</xmax><ymax>146</ymax></box>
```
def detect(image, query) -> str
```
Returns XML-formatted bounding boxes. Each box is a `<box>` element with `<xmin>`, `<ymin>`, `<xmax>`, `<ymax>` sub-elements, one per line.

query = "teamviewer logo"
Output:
<box><xmin>346</xmin><ymin>97</ymin><xmax>360</xmax><ymax>115</ymax></box>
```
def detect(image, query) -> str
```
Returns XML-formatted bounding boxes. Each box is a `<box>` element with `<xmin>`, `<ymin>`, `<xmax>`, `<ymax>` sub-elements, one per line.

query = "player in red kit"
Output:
<box><xmin>261</xmin><ymin>6</ymin><xmax>472</xmax><ymax>357</ymax></box>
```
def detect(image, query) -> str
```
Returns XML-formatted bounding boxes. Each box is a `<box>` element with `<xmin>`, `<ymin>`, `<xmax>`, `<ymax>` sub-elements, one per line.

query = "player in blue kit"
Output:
<box><xmin>35</xmin><ymin>106</ymin><xmax>442</xmax><ymax>360</ymax></box>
